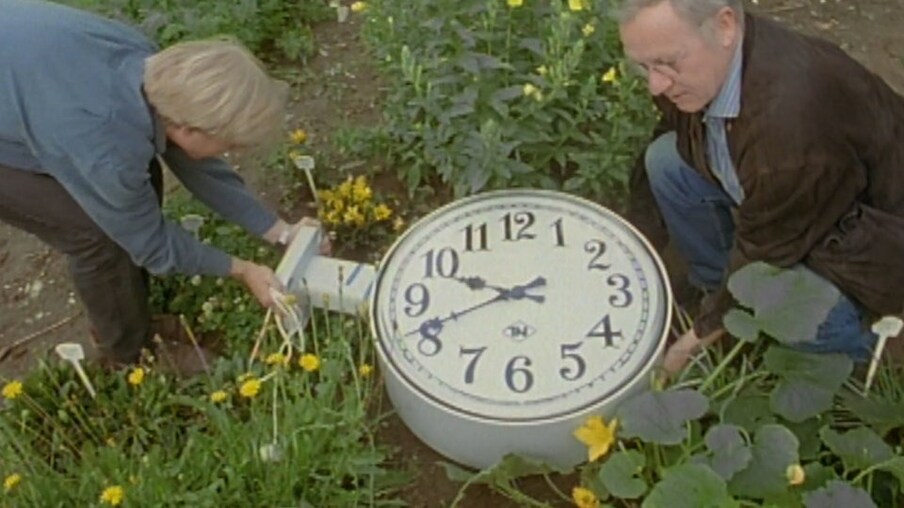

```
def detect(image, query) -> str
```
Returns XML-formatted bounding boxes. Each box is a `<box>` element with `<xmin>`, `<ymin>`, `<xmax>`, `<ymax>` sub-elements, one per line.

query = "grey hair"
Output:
<box><xmin>617</xmin><ymin>0</ymin><xmax>744</xmax><ymax>29</ymax></box>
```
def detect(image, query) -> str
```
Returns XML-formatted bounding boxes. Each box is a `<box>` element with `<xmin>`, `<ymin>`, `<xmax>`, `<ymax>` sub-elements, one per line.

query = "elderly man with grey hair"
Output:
<box><xmin>618</xmin><ymin>0</ymin><xmax>904</xmax><ymax>374</ymax></box>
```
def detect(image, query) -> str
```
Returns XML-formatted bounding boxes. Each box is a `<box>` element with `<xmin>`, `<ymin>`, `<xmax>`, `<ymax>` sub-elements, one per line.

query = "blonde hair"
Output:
<box><xmin>144</xmin><ymin>38</ymin><xmax>288</xmax><ymax>148</ymax></box>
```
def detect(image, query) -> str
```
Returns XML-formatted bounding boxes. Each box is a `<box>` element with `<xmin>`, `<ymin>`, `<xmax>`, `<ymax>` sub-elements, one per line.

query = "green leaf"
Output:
<box><xmin>819</xmin><ymin>427</ymin><xmax>894</xmax><ymax>472</ymax></box>
<box><xmin>722</xmin><ymin>395</ymin><xmax>776</xmax><ymax>433</ymax></box>
<box><xmin>801</xmin><ymin>463</ymin><xmax>837</xmax><ymax>491</ymax></box>
<box><xmin>723</xmin><ymin>309</ymin><xmax>760</xmax><ymax>342</ymax></box>
<box><xmin>729</xmin><ymin>424</ymin><xmax>799</xmax><ymax>499</ymax></box>
<box><xmin>803</xmin><ymin>481</ymin><xmax>876</xmax><ymax>508</ymax></box>
<box><xmin>875</xmin><ymin>457</ymin><xmax>904</xmax><ymax>493</ymax></box>
<box><xmin>726</xmin><ymin>262</ymin><xmax>839</xmax><ymax>343</ymax></box>
<box><xmin>598</xmin><ymin>451</ymin><xmax>647</xmax><ymax>499</ymax></box>
<box><xmin>440</xmin><ymin>454</ymin><xmax>571</xmax><ymax>487</ymax></box>
<box><xmin>764</xmin><ymin>347</ymin><xmax>852</xmax><ymax>422</ymax></box>
<box><xmin>642</xmin><ymin>464</ymin><xmax>739</xmax><ymax>508</ymax></box>
<box><xmin>782</xmin><ymin>417</ymin><xmax>824</xmax><ymax>461</ymax></box>
<box><xmin>617</xmin><ymin>389</ymin><xmax>708</xmax><ymax>445</ymax></box>
<box><xmin>838</xmin><ymin>389</ymin><xmax>904</xmax><ymax>437</ymax></box>
<box><xmin>703</xmin><ymin>425</ymin><xmax>752</xmax><ymax>481</ymax></box>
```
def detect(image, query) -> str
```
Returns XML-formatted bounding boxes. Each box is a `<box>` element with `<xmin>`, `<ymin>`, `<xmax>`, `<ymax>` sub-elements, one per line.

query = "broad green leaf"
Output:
<box><xmin>598</xmin><ymin>450</ymin><xmax>647</xmax><ymax>499</ymax></box>
<box><xmin>722</xmin><ymin>396</ymin><xmax>776</xmax><ymax>432</ymax></box>
<box><xmin>729</xmin><ymin>424</ymin><xmax>799</xmax><ymax>499</ymax></box>
<box><xmin>703</xmin><ymin>425</ymin><xmax>752</xmax><ymax>481</ymax></box>
<box><xmin>875</xmin><ymin>457</ymin><xmax>904</xmax><ymax>493</ymax></box>
<box><xmin>642</xmin><ymin>464</ymin><xmax>739</xmax><ymax>508</ymax></box>
<box><xmin>782</xmin><ymin>417</ymin><xmax>824</xmax><ymax>461</ymax></box>
<box><xmin>617</xmin><ymin>389</ymin><xmax>708</xmax><ymax>445</ymax></box>
<box><xmin>765</xmin><ymin>347</ymin><xmax>852</xmax><ymax>422</ymax></box>
<box><xmin>838</xmin><ymin>389</ymin><xmax>904</xmax><ymax>437</ymax></box>
<box><xmin>803</xmin><ymin>481</ymin><xmax>876</xmax><ymax>508</ymax></box>
<box><xmin>801</xmin><ymin>463</ymin><xmax>837</xmax><ymax>491</ymax></box>
<box><xmin>726</xmin><ymin>262</ymin><xmax>839</xmax><ymax>343</ymax></box>
<box><xmin>819</xmin><ymin>427</ymin><xmax>894</xmax><ymax>472</ymax></box>
<box><xmin>723</xmin><ymin>309</ymin><xmax>760</xmax><ymax>342</ymax></box>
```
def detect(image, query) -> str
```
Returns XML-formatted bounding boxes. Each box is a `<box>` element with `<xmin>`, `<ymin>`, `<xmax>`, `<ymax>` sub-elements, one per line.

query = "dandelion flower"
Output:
<box><xmin>536</xmin><ymin>65</ymin><xmax>548</xmax><ymax>76</ymax></box>
<box><xmin>522</xmin><ymin>83</ymin><xmax>539</xmax><ymax>97</ymax></box>
<box><xmin>299</xmin><ymin>354</ymin><xmax>321</xmax><ymax>372</ymax></box>
<box><xmin>507</xmin><ymin>0</ymin><xmax>523</xmax><ymax>7</ymax></box>
<box><xmin>568</xmin><ymin>0</ymin><xmax>586</xmax><ymax>11</ymax></box>
<box><xmin>100</xmin><ymin>485</ymin><xmax>124</xmax><ymax>506</ymax></box>
<box><xmin>289</xmin><ymin>129</ymin><xmax>307</xmax><ymax>144</ymax></box>
<box><xmin>4</xmin><ymin>473</ymin><xmax>22</xmax><ymax>493</ymax></box>
<box><xmin>209</xmin><ymin>390</ymin><xmax>228</xmax><ymax>403</ymax></box>
<box><xmin>239</xmin><ymin>378</ymin><xmax>262</xmax><ymax>399</ymax></box>
<box><xmin>571</xmin><ymin>486</ymin><xmax>598</xmax><ymax>508</ymax></box>
<box><xmin>582</xmin><ymin>23</ymin><xmax>595</xmax><ymax>36</ymax></box>
<box><xmin>351</xmin><ymin>1</ymin><xmax>367</xmax><ymax>12</ymax></box>
<box><xmin>601</xmin><ymin>67</ymin><xmax>617</xmax><ymax>84</ymax></box>
<box><xmin>573</xmin><ymin>415</ymin><xmax>618</xmax><ymax>462</ymax></box>
<box><xmin>265</xmin><ymin>352</ymin><xmax>287</xmax><ymax>366</ymax></box>
<box><xmin>786</xmin><ymin>464</ymin><xmax>806</xmax><ymax>486</ymax></box>
<box><xmin>2</xmin><ymin>380</ymin><xmax>23</xmax><ymax>400</ymax></box>
<box><xmin>127</xmin><ymin>368</ymin><xmax>145</xmax><ymax>386</ymax></box>
<box><xmin>373</xmin><ymin>203</ymin><xmax>393</xmax><ymax>221</ymax></box>
<box><xmin>359</xmin><ymin>364</ymin><xmax>374</xmax><ymax>377</ymax></box>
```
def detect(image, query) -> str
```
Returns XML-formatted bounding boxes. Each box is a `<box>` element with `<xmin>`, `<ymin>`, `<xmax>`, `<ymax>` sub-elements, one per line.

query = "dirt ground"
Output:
<box><xmin>1</xmin><ymin>0</ymin><xmax>903</xmax><ymax>506</ymax></box>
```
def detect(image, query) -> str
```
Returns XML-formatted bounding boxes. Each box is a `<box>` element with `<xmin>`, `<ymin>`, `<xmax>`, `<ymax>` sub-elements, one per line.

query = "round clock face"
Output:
<box><xmin>371</xmin><ymin>190</ymin><xmax>671</xmax><ymax>423</ymax></box>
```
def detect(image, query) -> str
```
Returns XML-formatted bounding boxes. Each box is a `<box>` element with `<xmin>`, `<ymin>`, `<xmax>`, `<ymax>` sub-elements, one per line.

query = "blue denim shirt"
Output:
<box><xmin>0</xmin><ymin>0</ymin><xmax>277</xmax><ymax>276</ymax></box>
<box><xmin>704</xmin><ymin>39</ymin><xmax>745</xmax><ymax>205</ymax></box>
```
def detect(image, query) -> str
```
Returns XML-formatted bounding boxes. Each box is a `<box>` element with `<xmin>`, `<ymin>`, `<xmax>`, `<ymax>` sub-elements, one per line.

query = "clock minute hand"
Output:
<box><xmin>455</xmin><ymin>275</ymin><xmax>546</xmax><ymax>303</ymax></box>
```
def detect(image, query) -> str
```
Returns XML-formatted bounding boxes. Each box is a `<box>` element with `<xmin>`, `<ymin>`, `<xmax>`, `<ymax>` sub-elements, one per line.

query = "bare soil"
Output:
<box><xmin>1</xmin><ymin>1</ymin><xmax>902</xmax><ymax>506</ymax></box>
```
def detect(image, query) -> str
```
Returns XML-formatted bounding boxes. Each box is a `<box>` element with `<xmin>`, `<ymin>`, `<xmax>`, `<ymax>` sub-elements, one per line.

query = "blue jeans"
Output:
<box><xmin>645</xmin><ymin>132</ymin><xmax>876</xmax><ymax>360</ymax></box>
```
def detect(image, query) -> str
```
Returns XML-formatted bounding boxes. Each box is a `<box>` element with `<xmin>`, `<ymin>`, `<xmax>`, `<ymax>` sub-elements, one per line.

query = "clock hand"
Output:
<box><xmin>455</xmin><ymin>276</ymin><xmax>546</xmax><ymax>303</ymax></box>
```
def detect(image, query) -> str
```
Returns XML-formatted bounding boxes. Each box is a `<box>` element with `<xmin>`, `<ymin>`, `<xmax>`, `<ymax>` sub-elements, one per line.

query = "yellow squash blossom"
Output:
<box><xmin>359</xmin><ymin>364</ymin><xmax>374</xmax><ymax>377</ymax></box>
<box><xmin>507</xmin><ymin>0</ymin><xmax>523</xmax><ymax>7</ymax></box>
<box><xmin>209</xmin><ymin>390</ymin><xmax>228</xmax><ymax>403</ymax></box>
<box><xmin>373</xmin><ymin>203</ymin><xmax>393</xmax><ymax>221</ymax></box>
<box><xmin>571</xmin><ymin>486</ymin><xmax>599</xmax><ymax>508</ymax></box>
<box><xmin>127</xmin><ymin>368</ymin><xmax>145</xmax><ymax>386</ymax></box>
<box><xmin>2</xmin><ymin>380</ymin><xmax>23</xmax><ymax>400</ymax></box>
<box><xmin>4</xmin><ymin>473</ymin><xmax>22</xmax><ymax>493</ymax></box>
<box><xmin>289</xmin><ymin>128</ymin><xmax>307</xmax><ymax>144</ymax></box>
<box><xmin>299</xmin><ymin>354</ymin><xmax>321</xmax><ymax>372</ymax></box>
<box><xmin>568</xmin><ymin>0</ymin><xmax>586</xmax><ymax>11</ymax></box>
<box><xmin>582</xmin><ymin>23</ymin><xmax>595</xmax><ymax>36</ymax></box>
<box><xmin>100</xmin><ymin>485</ymin><xmax>124</xmax><ymax>506</ymax></box>
<box><xmin>601</xmin><ymin>66</ymin><xmax>618</xmax><ymax>84</ymax></box>
<box><xmin>573</xmin><ymin>415</ymin><xmax>618</xmax><ymax>461</ymax></box>
<box><xmin>786</xmin><ymin>464</ymin><xmax>806</xmax><ymax>486</ymax></box>
<box><xmin>351</xmin><ymin>1</ymin><xmax>367</xmax><ymax>13</ymax></box>
<box><xmin>239</xmin><ymin>378</ymin><xmax>262</xmax><ymax>399</ymax></box>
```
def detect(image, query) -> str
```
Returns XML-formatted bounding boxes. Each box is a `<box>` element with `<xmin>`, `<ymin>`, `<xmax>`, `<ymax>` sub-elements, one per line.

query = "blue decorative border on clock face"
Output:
<box><xmin>374</xmin><ymin>191</ymin><xmax>669</xmax><ymax>423</ymax></box>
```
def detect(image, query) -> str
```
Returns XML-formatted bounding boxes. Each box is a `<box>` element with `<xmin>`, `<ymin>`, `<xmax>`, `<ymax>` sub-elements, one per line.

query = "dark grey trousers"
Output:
<box><xmin>0</xmin><ymin>160</ymin><xmax>162</xmax><ymax>362</ymax></box>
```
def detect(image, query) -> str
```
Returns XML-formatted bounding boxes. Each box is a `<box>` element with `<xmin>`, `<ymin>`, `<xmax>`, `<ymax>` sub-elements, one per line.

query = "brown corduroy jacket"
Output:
<box><xmin>627</xmin><ymin>14</ymin><xmax>904</xmax><ymax>337</ymax></box>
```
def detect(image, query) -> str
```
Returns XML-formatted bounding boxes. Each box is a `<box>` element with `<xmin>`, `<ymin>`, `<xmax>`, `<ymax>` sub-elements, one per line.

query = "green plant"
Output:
<box><xmin>362</xmin><ymin>0</ymin><xmax>656</xmax><ymax>203</ymax></box>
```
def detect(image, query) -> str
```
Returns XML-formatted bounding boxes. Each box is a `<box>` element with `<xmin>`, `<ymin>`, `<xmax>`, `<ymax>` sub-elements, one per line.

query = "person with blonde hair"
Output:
<box><xmin>0</xmin><ymin>0</ymin><xmax>310</xmax><ymax>373</ymax></box>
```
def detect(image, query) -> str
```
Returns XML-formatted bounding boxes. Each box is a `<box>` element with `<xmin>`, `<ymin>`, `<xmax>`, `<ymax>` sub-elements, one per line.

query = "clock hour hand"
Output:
<box><xmin>455</xmin><ymin>275</ymin><xmax>546</xmax><ymax>303</ymax></box>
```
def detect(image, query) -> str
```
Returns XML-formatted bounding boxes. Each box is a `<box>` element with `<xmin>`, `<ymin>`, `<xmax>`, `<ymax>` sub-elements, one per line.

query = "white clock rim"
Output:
<box><xmin>369</xmin><ymin>189</ymin><xmax>674</xmax><ymax>424</ymax></box>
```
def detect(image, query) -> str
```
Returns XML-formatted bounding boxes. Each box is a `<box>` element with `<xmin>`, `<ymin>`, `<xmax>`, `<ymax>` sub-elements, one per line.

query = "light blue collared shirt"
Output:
<box><xmin>704</xmin><ymin>39</ymin><xmax>745</xmax><ymax>204</ymax></box>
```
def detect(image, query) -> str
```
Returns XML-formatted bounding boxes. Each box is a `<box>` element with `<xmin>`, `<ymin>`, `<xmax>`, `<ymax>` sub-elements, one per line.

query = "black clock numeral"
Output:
<box><xmin>505</xmin><ymin>355</ymin><xmax>534</xmax><ymax>393</ymax></box>
<box><xmin>459</xmin><ymin>346</ymin><xmax>487</xmax><ymax>384</ymax></box>
<box><xmin>418</xmin><ymin>328</ymin><xmax>442</xmax><ymax>357</ymax></box>
<box><xmin>559</xmin><ymin>342</ymin><xmax>586</xmax><ymax>381</ymax></box>
<box><xmin>462</xmin><ymin>223</ymin><xmax>489</xmax><ymax>252</ymax></box>
<box><xmin>585</xmin><ymin>240</ymin><xmax>611</xmax><ymax>271</ymax></box>
<box><xmin>501</xmin><ymin>212</ymin><xmax>536</xmax><ymax>241</ymax></box>
<box><xmin>403</xmin><ymin>283</ymin><xmax>430</xmax><ymax>317</ymax></box>
<box><xmin>608</xmin><ymin>274</ymin><xmax>633</xmax><ymax>308</ymax></box>
<box><xmin>587</xmin><ymin>314</ymin><xmax>623</xmax><ymax>348</ymax></box>
<box><xmin>551</xmin><ymin>217</ymin><xmax>565</xmax><ymax>247</ymax></box>
<box><xmin>422</xmin><ymin>248</ymin><xmax>459</xmax><ymax>278</ymax></box>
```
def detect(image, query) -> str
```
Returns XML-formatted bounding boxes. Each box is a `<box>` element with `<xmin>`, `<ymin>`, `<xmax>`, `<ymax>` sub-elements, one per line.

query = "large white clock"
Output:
<box><xmin>370</xmin><ymin>189</ymin><xmax>672</xmax><ymax>469</ymax></box>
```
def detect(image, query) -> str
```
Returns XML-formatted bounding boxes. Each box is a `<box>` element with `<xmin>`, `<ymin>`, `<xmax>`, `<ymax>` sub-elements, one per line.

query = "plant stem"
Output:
<box><xmin>699</xmin><ymin>340</ymin><xmax>746</xmax><ymax>393</ymax></box>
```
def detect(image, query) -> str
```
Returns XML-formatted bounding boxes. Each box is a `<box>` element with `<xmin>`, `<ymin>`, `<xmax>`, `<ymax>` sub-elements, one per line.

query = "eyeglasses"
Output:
<box><xmin>626</xmin><ymin>49</ymin><xmax>688</xmax><ymax>80</ymax></box>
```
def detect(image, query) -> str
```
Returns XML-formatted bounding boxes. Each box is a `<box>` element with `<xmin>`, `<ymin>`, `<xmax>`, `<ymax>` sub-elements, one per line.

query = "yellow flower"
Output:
<box><xmin>536</xmin><ymin>65</ymin><xmax>548</xmax><ymax>76</ymax></box>
<box><xmin>265</xmin><ymin>352</ymin><xmax>287</xmax><ymax>366</ymax></box>
<box><xmin>392</xmin><ymin>216</ymin><xmax>406</xmax><ymax>232</ymax></box>
<box><xmin>239</xmin><ymin>378</ymin><xmax>262</xmax><ymax>399</ymax></box>
<box><xmin>507</xmin><ymin>0</ymin><xmax>523</xmax><ymax>7</ymax></box>
<box><xmin>351</xmin><ymin>1</ymin><xmax>367</xmax><ymax>12</ymax></box>
<box><xmin>571</xmin><ymin>486</ymin><xmax>599</xmax><ymax>508</ymax></box>
<box><xmin>237</xmin><ymin>372</ymin><xmax>254</xmax><ymax>382</ymax></box>
<box><xmin>2</xmin><ymin>380</ymin><xmax>23</xmax><ymax>400</ymax></box>
<box><xmin>289</xmin><ymin>128</ymin><xmax>307</xmax><ymax>144</ymax></box>
<box><xmin>601</xmin><ymin>66</ymin><xmax>618</xmax><ymax>84</ymax></box>
<box><xmin>522</xmin><ymin>83</ymin><xmax>539</xmax><ymax>97</ymax></box>
<box><xmin>573</xmin><ymin>416</ymin><xmax>618</xmax><ymax>462</ymax></box>
<box><xmin>209</xmin><ymin>390</ymin><xmax>228</xmax><ymax>403</ymax></box>
<box><xmin>786</xmin><ymin>464</ymin><xmax>806</xmax><ymax>486</ymax></box>
<box><xmin>337</xmin><ymin>177</ymin><xmax>355</xmax><ymax>199</ymax></box>
<box><xmin>4</xmin><ymin>473</ymin><xmax>22</xmax><ymax>493</ymax></box>
<box><xmin>323</xmin><ymin>210</ymin><xmax>341</xmax><ymax>226</ymax></box>
<box><xmin>582</xmin><ymin>23</ymin><xmax>595</xmax><ymax>36</ymax></box>
<box><xmin>352</xmin><ymin>176</ymin><xmax>373</xmax><ymax>203</ymax></box>
<box><xmin>299</xmin><ymin>354</ymin><xmax>321</xmax><ymax>372</ymax></box>
<box><xmin>359</xmin><ymin>364</ymin><xmax>374</xmax><ymax>377</ymax></box>
<box><xmin>343</xmin><ymin>205</ymin><xmax>366</xmax><ymax>227</ymax></box>
<box><xmin>373</xmin><ymin>203</ymin><xmax>392</xmax><ymax>221</ymax></box>
<box><xmin>568</xmin><ymin>0</ymin><xmax>586</xmax><ymax>11</ymax></box>
<box><xmin>100</xmin><ymin>485</ymin><xmax>124</xmax><ymax>506</ymax></box>
<box><xmin>127</xmin><ymin>368</ymin><xmax>145</xmax><ymax>386</ymax></box>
